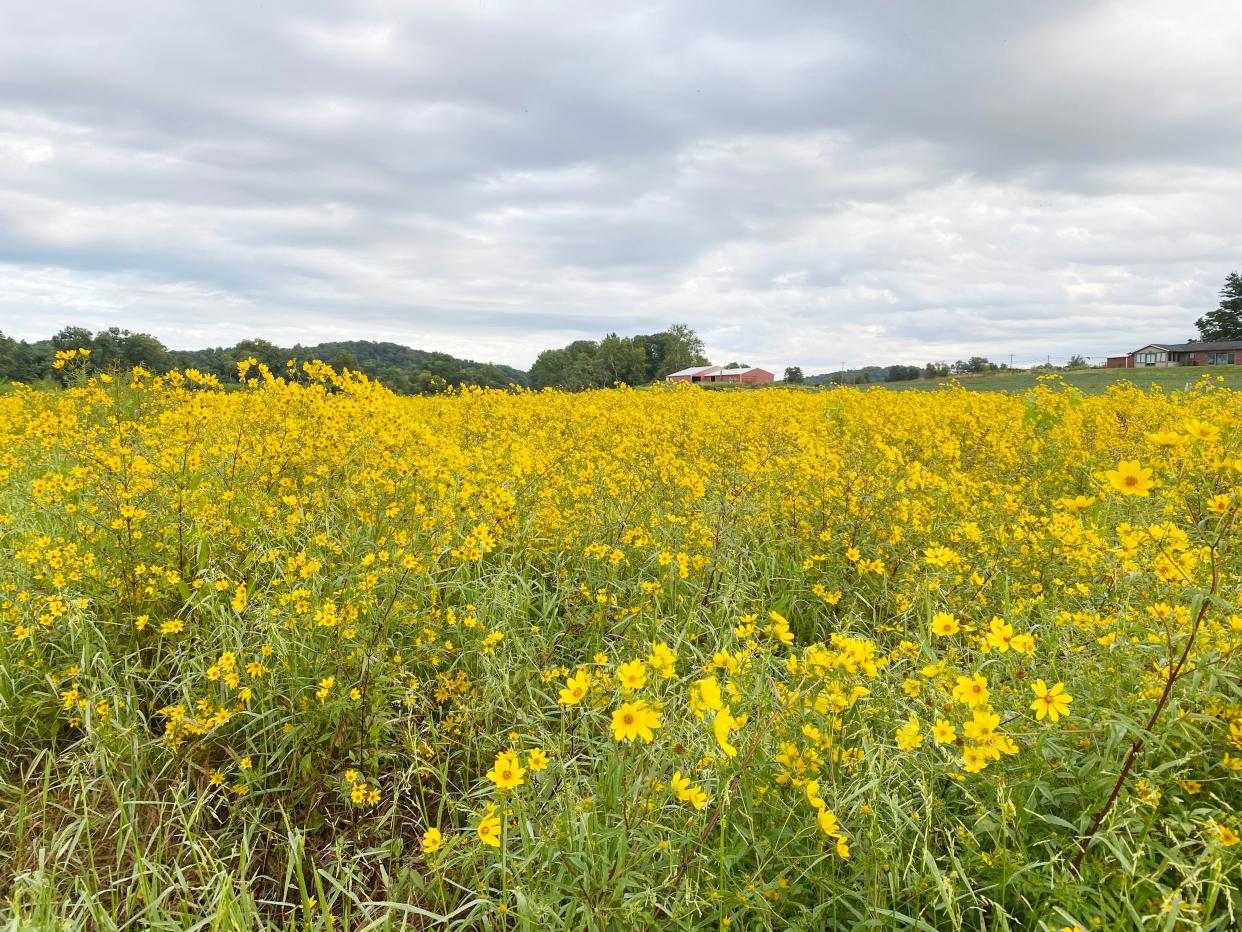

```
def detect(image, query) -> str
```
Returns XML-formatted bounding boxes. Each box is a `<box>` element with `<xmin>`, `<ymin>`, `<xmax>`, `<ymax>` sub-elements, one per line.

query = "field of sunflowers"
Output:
<box><xmin>1</xmin><ymin>355</ymin><xmax>1239</xmax><ymax>930</ymax></box>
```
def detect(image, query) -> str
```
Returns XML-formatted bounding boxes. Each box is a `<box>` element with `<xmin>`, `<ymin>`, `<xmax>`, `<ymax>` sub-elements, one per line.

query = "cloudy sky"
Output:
<box><xmin>1</xmin><ymin>1</ymin><xmax>1240</xmax><ymax>372</ymax></box>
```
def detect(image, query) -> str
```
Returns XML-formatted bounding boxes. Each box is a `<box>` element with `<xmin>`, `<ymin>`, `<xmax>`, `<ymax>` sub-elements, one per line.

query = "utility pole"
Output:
<box><xmin>1009</xmin><ymin>353</ymin><xmax>1014</xmax><ymax>369</ymax></box>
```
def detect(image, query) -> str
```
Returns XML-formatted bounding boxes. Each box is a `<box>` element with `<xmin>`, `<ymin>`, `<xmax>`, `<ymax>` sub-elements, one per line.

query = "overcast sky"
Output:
<box><xmin>1</xmin><ymin>1</ymin><xmax>1240</xmax><ymax>371</ymax></box>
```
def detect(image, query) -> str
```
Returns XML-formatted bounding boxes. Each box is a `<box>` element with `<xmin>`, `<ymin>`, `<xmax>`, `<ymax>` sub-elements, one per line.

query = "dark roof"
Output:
<box><xmin>1133</xmin><ymin>340</ymin><xmax>1242</xmax><ymax>353</ymax></box>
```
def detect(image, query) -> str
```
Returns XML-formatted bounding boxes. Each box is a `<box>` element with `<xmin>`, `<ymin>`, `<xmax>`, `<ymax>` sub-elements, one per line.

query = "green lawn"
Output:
<box><xmin>881</xmin><ymin>365</ymin><xmax>1242</xmax><ymax>394</ymax></box>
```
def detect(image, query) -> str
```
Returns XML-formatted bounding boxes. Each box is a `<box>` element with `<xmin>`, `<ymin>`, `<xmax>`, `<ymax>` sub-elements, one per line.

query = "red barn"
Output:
<box><xmin>666</xmin><ymin>365</ymin><xmax>775</xmax><ymax>384</ymax></box>
<box><xmin>666</xmin><ymin>365</ymin><xmax>721</xmax><ymax>383</ymax></box>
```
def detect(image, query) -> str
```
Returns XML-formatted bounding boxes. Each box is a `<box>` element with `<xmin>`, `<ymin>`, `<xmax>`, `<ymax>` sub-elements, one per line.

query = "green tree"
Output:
<box><xmin>597</xmin><ymin>333</ymin><xmax>646</xmax><ymax>385</ymax></box>
<box><xmin>783</xmin><ymin>366</ymin><xmax>805</xmax><ymax>384</ymax></box>
<box><xmin>329</xmin><ymin>350</ymin><xmax>360</xmax><ymax>372</ymax></box>
<box><xmin>652</xmin><ymin>324</ymin><xmax>708</xmax><ymax>379</ymax></box>
<box><xmin>529</xmin><ymin>348</ymin><xmax>574</xmax><ymax>390</ymax></box>
<box><xmin>0</xmin><ymin>331</ymin><xmax>23</xmax><ymax>382</ymax></box>
<box><xmin>51</xmin><ymin>326</ymin><xmax>95</xmax><ymax>352</ymax></box>
<box><xmin>1195</xmin><ymin>271</ymin><xmax>1242</xmax><ymax>341</ymax></box>
<box><xmin>886</xmin><ymin>364</ymin><xmax>921</xmax><ymax>382</ymax></box>
<box><xmin>953</xmin><ymin>356</ymin><xmax>993</xmax><ymax>374</ymax></box>
<box><xmin>231</xmin><ymin>338</ymin><xmax>286</xmax><ymax>373</ymax></box>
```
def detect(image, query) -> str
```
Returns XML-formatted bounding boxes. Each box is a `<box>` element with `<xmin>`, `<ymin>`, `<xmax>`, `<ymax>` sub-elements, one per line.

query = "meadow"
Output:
<box><xmin>0</xmin><ymin>355</ymin><xmax>1239</xmax><ymax>930</ymax></box>
<box><xmin>888</xmin><ymin>365</ymin><xmax>1242</xmax><ymax>395</ymax></box>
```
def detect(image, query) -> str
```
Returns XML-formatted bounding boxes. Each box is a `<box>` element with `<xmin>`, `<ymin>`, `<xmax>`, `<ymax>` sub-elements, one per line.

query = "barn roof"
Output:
<box><xmin>666</xmin><ymin>365</ymin><xmax>720</xmax><ymax>377</ymax></box>
<box><xmin>1132</xmin><ymin>341</ymin><xmax>1242</xmax><ymax>353</ymax></box>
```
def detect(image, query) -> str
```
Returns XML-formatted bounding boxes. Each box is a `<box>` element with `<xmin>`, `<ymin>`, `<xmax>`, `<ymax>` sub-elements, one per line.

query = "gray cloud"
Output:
<box><xmin>1</xmin><ymin>0</ymin><xmax>1240</xmax><ymax>371</ymax></box>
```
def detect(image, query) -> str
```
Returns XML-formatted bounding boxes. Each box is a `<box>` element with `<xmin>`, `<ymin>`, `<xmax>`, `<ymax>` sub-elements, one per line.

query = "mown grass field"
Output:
<box><xmin>1</xmin><ymin>356</ymin><xmax>1239</xmax><ymax>930</ymax></box>
<box><xmin>889</xmin><ymin>366</ymin><xmax>1242</xmax><ymax>395</ymax></box>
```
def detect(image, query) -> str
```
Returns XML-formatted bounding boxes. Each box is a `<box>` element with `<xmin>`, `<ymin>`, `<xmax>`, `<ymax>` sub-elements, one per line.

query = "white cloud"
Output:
<box><xmin>1</xmin><ymin>1</ymin><xmax>1240</xmax><ymax>372</ymax></box>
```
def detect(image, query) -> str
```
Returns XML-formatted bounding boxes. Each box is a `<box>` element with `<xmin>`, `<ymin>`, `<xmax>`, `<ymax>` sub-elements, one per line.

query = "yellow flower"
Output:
<box><xmin>952</xmin><ymin>674</ymin><xmax>990</xmax><ymax>708</ymax></box>
<box><xmin>1029</xmin><ymin>679</ymin><xmax>1073</xmax><ymax>722</ymax></box>
<box><xmin>1146</xmin><ymin>429</ymin><xmax>1185</xmax><ymax>447</ymax></box>
<box><xmin>477</xmin><ymin>808</ymin><xmax>501</xmax><ymax>847</ymax></box>
<box><xmin>527</xmin><ymin>748</ymin><xmax>550</xmax><ymax>771</ymax></box>
<box><xmin>1183</xmin><ymin>418</ymin><xmax>1220</xmax><ymax>442</ymax></box>
<box><xmin>930</xmin><ymin>612</ymin><xmax>960</xmax><ymax>636</ymax></box>
<box><xmin>932</xmin><ymin>720</ymin><xmax>957</xmax><ymax>744</ymax></box>
<box><xmin>816</xmin><ymin>807</ymin><xmax>841</xmax><ymax>837</ymax></box>
<box><xmin>616</xmin><ymin>659</ymin><xmax>647</xmax><ymax>693</ymax></box>
<box><xmin>962</xmin><ymin>708</ymin><xmax>1000</xmax><ymax>743</ymax></box>
<box><xmin>1215</xmin><ymin>823</ymin><xmax>1239</xmax><ymax>846</ymax></box>
<box><xmin>611</xmin><ymin>699</ymin><xmax>662</xmax><ymax>743</ymax></box>
<box><xmin>690</xmin><ymin>677</ymin><xmax>724</xmax><ymax>718</ymax></box>
<box><xmin>984</xmin><ymin>618</ymin><xmax>1014</xmax><ymax>652</ymax></box>
<box><xmin>648</xmin><ymin>641</ymin><xmax>677</xmax><ymax>678</ymax></box>
<box><xmin>1009</xmin><ymin>632</ymin><xmax>1036</xmax><ymax>654</ymax></box>
<box><xmin>713</xmin><ymin>705</ymin><xmax>748</xmax><ymax>758</ymax></box>
<box><xmin>670</xmin><ymin>771</ymin><xmax>710</xmax><ymax>810</ymax></box>
<box><xmin>962</xmin><ymin>745</ymin><xmax>990</xmax><ymax>773</ymax></box>
<box><xmin>486</xmin><ymin>750</ymin><xmax>526</xmax><ymax>791</ymax></box>
<box><xmin>895</xmin><ymin>717</ymin><xmax>923</xmax><ymax>751</ymax></box>
<box><xmin>804</xmin><ymin>780</ymin><xmax>825</xmax><ymax>809</ymax></box>
<box><xmin>1104</xmin><ymin>460</ymin><xmax>1155</xmax><ymax>496</ymax></box>
<box><xmin>1206</xmin><ymin>493</ymin><xmax>1232</xmax><ymax>514</ymax></box>
<box><xmin>558</xmin><ymin>669</ymin><xmax>591</xmax><ymax>706</ymax></box>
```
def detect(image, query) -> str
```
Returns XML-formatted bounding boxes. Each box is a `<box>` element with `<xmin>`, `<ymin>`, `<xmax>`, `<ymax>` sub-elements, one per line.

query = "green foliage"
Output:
<box><xmin>529</xmin><ymin>324</ymin><xmax>708</xmax><ymax>390</ymax></box>
<box><xmin>0</xmin><ymin>330</ymin><xmax>527</xmax><ymax>395</ymax></box>
<box><xmin>1195</xmin><ymin>271</ymin><xmax>1242</xmax><ymax>341</ymax></box>
<box><xmin>783</xmin><ymin>366</ymin><xmax>805</xmax><ymax>384</ymax></box>
<box><xmin>886</xmin><ymin>364</ymin><xmax>922</xmax><ymax>382</ymax></box>
<box><xmin>953</xmin><ymin>356</ymin><xmax>996</xmax><ymax>374</ymax></box>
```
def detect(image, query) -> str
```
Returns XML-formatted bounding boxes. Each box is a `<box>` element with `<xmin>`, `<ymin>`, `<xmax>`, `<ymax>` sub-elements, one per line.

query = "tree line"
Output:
<box><xmin>0</xmin><ymin>324</ymin><xmax>711</xmax><ymax>394</ymax></box>
<box><xmin>528</xmin><ymin>324</ymin><xmax>709</xmax><ymax>389</ymax></box>
<box><xmin>0</xmin><ymin>328</ymin><xmax>526</xmax><ymax>394</ymax></box>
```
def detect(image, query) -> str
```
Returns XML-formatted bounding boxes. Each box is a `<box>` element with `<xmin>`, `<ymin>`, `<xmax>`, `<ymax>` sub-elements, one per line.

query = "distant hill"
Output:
<box><xmin>805</xmin><ymin>364</ymin><xmax>924</xmax><ymax>385</ymax></box>
<box><xmin>0</xmin><ymin>328</ymin><xmax>528</xmax><ymax>395</ymax></box>
<box><xmin>188</xmin><ymin>339</ymin><xmax>529</xmax><ymax>394</ymax></box>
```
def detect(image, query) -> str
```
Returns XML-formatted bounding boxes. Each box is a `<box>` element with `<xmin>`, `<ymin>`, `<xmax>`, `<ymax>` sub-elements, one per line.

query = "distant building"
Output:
<box><xmin>1107</xmin><ymin>341</ymin><xmax>1242</xmax><ymax>368</ymax></box>
<box><xmin>666</xmin><ymin>364</ymin><xmax>775</xmax><ymax>384</ymax></box>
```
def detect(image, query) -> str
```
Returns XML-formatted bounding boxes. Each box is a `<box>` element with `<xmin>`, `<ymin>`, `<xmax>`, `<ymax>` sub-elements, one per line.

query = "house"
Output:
<box><xmin>666</xmin><ymin>364</ymin><xmax>775</xmax><ymax>384</ymax></box>
<box><xmin>1107</xmin><ymin>341</ymin><xmax>1242</xmax><ymax>368</ymax></box>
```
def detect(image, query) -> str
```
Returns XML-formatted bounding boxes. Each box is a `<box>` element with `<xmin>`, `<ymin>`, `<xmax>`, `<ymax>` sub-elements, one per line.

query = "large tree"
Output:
<box><xmin>597</xmin><ymin>332</ymin><xmax>647</xmax><ymax>385</ymax></box>
<box><xmin>651</xmin><ymin>324</ymin><xmax>708</xmax><ymax>379</ymax></box>
<box><xmin>1195</xmin><ymin>271</ymin><xmax>1242</xmax><ymax>341</ymax></box>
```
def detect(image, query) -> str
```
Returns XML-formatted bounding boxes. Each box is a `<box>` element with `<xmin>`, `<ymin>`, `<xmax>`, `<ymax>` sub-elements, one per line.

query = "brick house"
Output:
<box><xmin>1107</xmin><ymin>341</ymin><xmax>1242</xmax><ymax>368</ymax></box>
<box><xmin>666</xmin><ymin>364</ymin><xmax>775</xmax><ymax>384</ymax></box>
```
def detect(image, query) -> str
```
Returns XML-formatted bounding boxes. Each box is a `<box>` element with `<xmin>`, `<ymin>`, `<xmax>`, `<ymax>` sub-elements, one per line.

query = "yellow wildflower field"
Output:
<box><xmin>1</xmin><ymin>359</ymin><xmax>1239</xmax><ymax>929</ymax></box>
